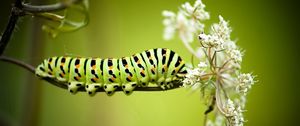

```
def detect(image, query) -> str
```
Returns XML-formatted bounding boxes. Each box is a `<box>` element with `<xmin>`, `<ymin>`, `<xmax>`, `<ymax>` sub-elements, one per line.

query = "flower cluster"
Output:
<box><xmin>162</xmin><ymin>0</ymin><xmax>209</xmax><ymax>43</ymax></box>
<box><xmin>223</xmin><ymin>99</ymin><xmax>245</xmax><ymax>126</ymax></box>
<box><xmin>236</xmin><ymin>73</ymin><xmax>255</xmax><ymax>95</ymax></box>
<box><xmin>162</xmin><ymin>0</ymin><xmax>257</xmax><ymax>126</ymax></box>
<box><xmin>182</xmin><ymin>62</ymin><xmax>208</xmax><ymax>90</ymax></box>
<box><xmin>198</xmin><ymin>16</ymin><xmax>231</xmax><ymax>50</ymax></box>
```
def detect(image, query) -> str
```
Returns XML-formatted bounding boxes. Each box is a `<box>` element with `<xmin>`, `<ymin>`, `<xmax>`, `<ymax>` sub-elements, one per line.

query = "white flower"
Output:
<box><xmin>238</xmin><ymin>73</ymin><xmax>254</xmax><ymax>84</ymax></box>
<box><xmin>198</xmin><ymin>33</ymin><xmax>223</xmax><ymax>49</ymax></box>
<box><xmin>228</xmin><ymin>49</ymin><xmax>242</xmax><ymax>63</ymax></box>
<box><xmin>162</xmin><ymin>10</ymin><xmax>176</xmax><ymax>17</ymax></box>
<box><xmin>236</xmin><ymin>73</ymin><xmax>255</xmax><ymax>95</ymax></box>
<box><xmin>162</xmin><ymin>0</ymin><xmax>209</xmax><ymax>43</ymax></box>
<box><xmin>182</xmin><ymin>68</ymin><xmax>202</xmax><ymax>87</ymax></box>
<box><xmin>181</xmin><ymin>0</ymin><xmax>210</xmax><ymax>21</ymax></box>
<box><xmin>198</xmin><ymin>15</ymin><xmax>237</xmax><ymax>53</ymax></box>
<box><xmin>223</xmin><ymin>40</ymin><xmax>237</xmax><ymax>50</ymax></box>
<box><xmin>198</xmin><ymin>61</ymin><xmax>208</xmax><ymax>68</ymax></box>
<box><xmin>162</xmin><ymin>11</ymin><xmax>176</xmax><ymax>40</ymax></box>
<box><xmin>162</xmin><ymin>10</ymin><xmax>196</xmax><ymax>43</ymax></box>
<box><xmin>223</xmin><ymin>99</ymin><xmax>236</xmax><ymax>116</ymax></box>
<box><xmin>163</xmin><ymin>26</ymin><xmax>176</xmax><ymax>40</ymax></box>
<box><xmin>177</xmin><ymin>12</ymin><xmax>195</xmax><ymax>43</ymax></box>
<box><xmin>181</xmin><ymin>2</ymin><xmax>194</xmax><ymax>14</ymax></box>
<box><xmin>211</xmin><ymin>16</ymin><xmax>232</xmax><ymax>41</ymax></box>
<box><xmin>182</xmin><ymin>62</ymin><xmax>208</xmax><ymax>90</ymax></box>
<box><xmin>223</xmin><ymin>99</ymin><xmax>245</xmax><ymax>126</ymax></box>
<box><xmin>234</xmin><ymin>95</ymin><xmax>247</xmax><ymax>109</ymax></box>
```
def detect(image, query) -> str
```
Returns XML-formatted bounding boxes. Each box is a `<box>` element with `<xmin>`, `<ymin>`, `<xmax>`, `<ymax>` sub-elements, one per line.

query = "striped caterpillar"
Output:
<box><xmin>35</xmin><ymin>48</ymin><xmax>187</xmax><ymax>96</ymax></box>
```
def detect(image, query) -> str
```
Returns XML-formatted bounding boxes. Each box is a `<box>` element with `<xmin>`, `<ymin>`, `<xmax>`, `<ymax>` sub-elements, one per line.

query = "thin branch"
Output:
<box><xmin>22</xmin><ymin>0</ymin><xmax>82</xmax><ymax>13</ymax></box>
<box><xmin>0</xmin><ymin>0</ymin><xmax>24</xmax><ymax>55</ymax></box>
<box><xmin>220</xmin><ymin>58</ymin><xmax>233</xmax><ymax>70</ymax></box>
<box><xmin>0</xmin><ymin>56</ymin><xmax>35</xmax><ymax>73</ymax></box>
<box><xmin>0</xmin><ymin>56</ymin><xmax>182</xmax><ymax>92</ymax></box>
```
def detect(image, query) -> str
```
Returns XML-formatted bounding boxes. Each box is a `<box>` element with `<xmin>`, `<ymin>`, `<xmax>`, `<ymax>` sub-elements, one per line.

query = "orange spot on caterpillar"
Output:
<box><xmin>151</xmin><ymin>67</ymin><xmax>155</xmax><ymax>71</ymax></box>
<box><xmin>92</xmin><ymin>65</ymin><xmax>96</xmax><ymax>69</ymax></box>
<box><xmin>91</xmin><ymin>78</ymin><xmax>98</xmax><ymax>82</ymax></box>
<box><xmin>76</xmin><ymin>65</ymin><xmax>80</xmax><ymax>68</ymax></box>
<box><xmin>125</xmin><ymin>64</ymin><xmax>128</xmax><ymax>68</ymax></box>
<box><xmin>164</xmin><ymin>65</ymin><xmax>167</xmax><ymax>69</ymax></box>
<box><xmin>137</xmin><ymin>60</ymin><xmax>140</xmax><ymax>64</ymax></box>
<box><xmin>76</xmin><ymin>76</ymin><xmax>80</xmax><ymax>80</ymax></box>
<box><xmin>109</xmin><ymin>66</ymin><xmax>113</xmax><ymax>69</ymax></box>
<box><xmin>60</xmin><ymin>73</ymin><xmax>65</xmax><ymax>77</ymax></box>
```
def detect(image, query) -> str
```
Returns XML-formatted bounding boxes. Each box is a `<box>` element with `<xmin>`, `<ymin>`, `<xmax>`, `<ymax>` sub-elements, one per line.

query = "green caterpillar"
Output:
<box><xmin>35</xmin><ymin>48</ymin><xmax>187</xmax><ymax>96</ymax></box>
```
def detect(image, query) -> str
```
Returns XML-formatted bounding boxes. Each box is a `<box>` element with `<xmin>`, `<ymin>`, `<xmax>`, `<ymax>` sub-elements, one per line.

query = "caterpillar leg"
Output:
<box><xmin>85</xmin><ymin>83</ymin><xmax>102</xmax><ymax>96</ymax></box>
<box><xmin>157</xmin><ymin>77</ymin><xmax>174</xmax><ymax>89</ymax></box>
<box><xmin>68</xmin><ymin>82</ymin><xmax>84</xmax><ymax>94</ymax></box>
<box><xmin>160</xmin><ymin>82</ymin><xmax>173</xmax><ymax>90</ymax></box>
<box><xmin>121</xmin><ymin>82</ymin><xmax>137</xmax><ymax>95</ymax></box>
<box><xmin>157</xmin><ymin>76</ymin><xmax>168</xmax><ymax>90</ymax></box>
<box><xmin>164</xmin><ymin>77</ymin><xmax>174</xmax><ymax>89</ymax></box>
<box><xmin>56</xmin><ymin>77</ymin><xmax>67</xmax><ymax>82</ymax></box>
<box><xmin>103</xmin><ymin>83</ymin><xmax>119</xmax><ymax>96</ymax></box>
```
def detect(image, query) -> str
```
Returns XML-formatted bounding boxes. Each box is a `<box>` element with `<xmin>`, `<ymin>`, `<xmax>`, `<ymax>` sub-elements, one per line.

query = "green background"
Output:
<box><xmin>0</xmin><ymin>0</ymin><xmax>298</xmax><ymax>126</ymax></box>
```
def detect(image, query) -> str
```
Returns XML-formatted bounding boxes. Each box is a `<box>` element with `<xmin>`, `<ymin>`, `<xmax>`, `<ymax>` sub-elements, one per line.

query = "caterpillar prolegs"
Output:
<box><xmin>35</xmin><ymin>48</ymin><xmax>187</xmax><ymax>96</ymax></box>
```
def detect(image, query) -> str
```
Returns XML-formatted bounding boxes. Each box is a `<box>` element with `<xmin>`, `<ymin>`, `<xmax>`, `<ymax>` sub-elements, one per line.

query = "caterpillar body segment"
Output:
<box><xmin>68</xmin><ymin>58</ymin><xmax>87</xmax><ymax>93</ymax></box>
<box><xmin>119</xmin><ymin>57</ymin><xmax>138</xmax><ymax>95</ymax></box>
<box><xmin>102</xmin><ymin>58</ymin><xmax>122</xmax><ymax>95</ymax></box>
<box><xmin>85</xmin><ymin>58</ymin><xmax>103</xmax><ymax>95</ymax></box>
<box><xmin>35</xmin><ymin>48</ymin><xmax>187</xmax><ymax>96</ymax></box>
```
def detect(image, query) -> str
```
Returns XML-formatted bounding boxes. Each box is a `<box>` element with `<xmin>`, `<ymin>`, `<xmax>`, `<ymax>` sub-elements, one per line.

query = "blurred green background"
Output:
<box><xmin>0</xmin><ymin>0</ymin><xmax>299</xmax><ymax>126</ymax></box>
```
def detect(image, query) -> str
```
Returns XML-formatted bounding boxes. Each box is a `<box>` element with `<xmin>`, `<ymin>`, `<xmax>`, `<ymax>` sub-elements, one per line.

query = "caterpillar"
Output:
<box><xmin>35</xmin><ymin>48</ymin><xmax>187</xmax><ymax>96</ymax></box>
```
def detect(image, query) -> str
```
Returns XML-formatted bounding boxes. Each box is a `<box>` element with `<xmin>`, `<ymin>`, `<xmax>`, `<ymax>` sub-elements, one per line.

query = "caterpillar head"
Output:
<box><xmin>35</xmin><ymin>60</ymin><xmax>49</xmax><ymax>78</ymax></box>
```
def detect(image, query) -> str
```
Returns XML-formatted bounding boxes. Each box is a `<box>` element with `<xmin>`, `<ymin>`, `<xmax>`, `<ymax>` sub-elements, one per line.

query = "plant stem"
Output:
<box><xmin>215</xmin><ymin>80</ymin><xmax>227</xmax><ymax>115</ymax></box>
<box><xmin>0</xmin><ymin>0</ymin><xmax>23</xmax><ymax>55</ymax></box>
<box><xmin>22</xmin><ymin>0</ymin><xmax>82</xmax><ymax>13</ymax></box>
<box><xmin>0</xmin><ymin>56</ymin><xmax>35</xmax><ymax>73</ymax></box>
